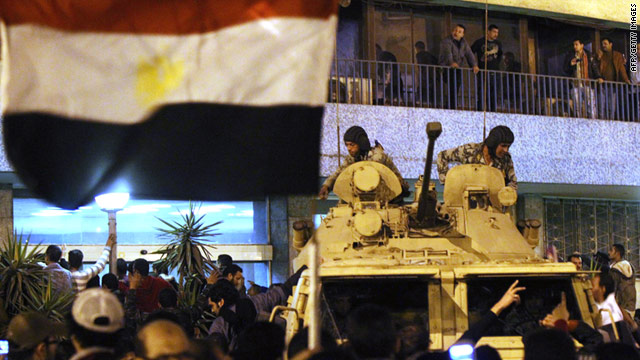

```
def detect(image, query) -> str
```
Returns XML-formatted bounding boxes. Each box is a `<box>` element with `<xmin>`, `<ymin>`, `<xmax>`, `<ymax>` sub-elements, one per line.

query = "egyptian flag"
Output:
<box><xmin>0</xmin><ymin>1</ymin><xmax>338</xmax><ymax>209</ymax></box>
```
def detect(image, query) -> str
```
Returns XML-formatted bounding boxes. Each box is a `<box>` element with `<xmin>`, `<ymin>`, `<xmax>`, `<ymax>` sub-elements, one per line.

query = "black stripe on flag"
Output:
<box><xmin>3</xmin><ymin>103</ymin><xmax>323</xmax><ymax>209</ymax></box>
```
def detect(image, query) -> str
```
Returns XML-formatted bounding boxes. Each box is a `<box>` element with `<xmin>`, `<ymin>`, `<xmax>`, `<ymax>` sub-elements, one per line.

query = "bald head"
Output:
<box><xmin>136</xmin><ymin>320</ymin><xmax>190</xmax><ymax>359</ymax></box>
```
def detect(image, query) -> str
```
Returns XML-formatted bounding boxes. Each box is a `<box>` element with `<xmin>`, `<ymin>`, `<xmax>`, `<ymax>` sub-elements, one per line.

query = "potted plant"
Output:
<box><xmin>153</xmin><ymin>202</ymin><xmax>222</xmax><ymax>335</ymax></box>
<box><xmin>153</xmin><ymin>201</ymin><xmax>222</xmax><ymax>285</ymax></box>
<box><xmin>0</xmin><ymin>231</ymin><xmax>73</xmax><ymax>334</ymax></box>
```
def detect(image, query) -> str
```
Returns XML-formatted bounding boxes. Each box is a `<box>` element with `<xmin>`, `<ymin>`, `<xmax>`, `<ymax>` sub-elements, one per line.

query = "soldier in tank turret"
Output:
<box><xmin>436</xmin><ymin>125</ymin><xmax>517</xmax><ymax>190</ymax></box>
<box><xmin>319</xmin><ymin>125</ymin><xmax>409</xmax><ymax>199</ymax></box>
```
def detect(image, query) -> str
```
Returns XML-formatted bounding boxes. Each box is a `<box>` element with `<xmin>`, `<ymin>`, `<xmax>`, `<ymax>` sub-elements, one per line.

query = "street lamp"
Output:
<box><xmin>94</xmin><ymin>192</ymin><xmax>129</xmax><ymax>275</ymax></box>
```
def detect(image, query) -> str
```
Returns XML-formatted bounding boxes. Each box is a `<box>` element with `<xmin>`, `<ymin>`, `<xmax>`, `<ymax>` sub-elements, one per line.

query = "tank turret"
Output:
<box><xmin>282</xmin><ymin>122</ymin><xmax>597</xmax><ymax>359</ymax></box>
<box><xmin>293</xmin><ymin>122</ymin><xmax>538</xmax><ymax>269</ymax></box>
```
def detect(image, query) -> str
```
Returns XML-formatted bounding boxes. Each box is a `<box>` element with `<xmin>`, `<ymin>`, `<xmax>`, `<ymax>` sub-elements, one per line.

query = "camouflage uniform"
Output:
<box><xmin>322</xmin><ymin>145</ymin><xmax>408</xmax><ymax>191</ymax></box>
<box><xmin>437</xmin><ymin>142</ymin><xmax>517</xmax><ymax>190</ymax></box>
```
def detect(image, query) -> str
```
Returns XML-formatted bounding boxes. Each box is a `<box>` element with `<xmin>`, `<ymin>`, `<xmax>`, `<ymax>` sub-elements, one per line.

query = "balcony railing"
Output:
<box><xmin>328</xmin><ymin>59</ymin><xmax>640</xmax><ymax>122</ymax></box>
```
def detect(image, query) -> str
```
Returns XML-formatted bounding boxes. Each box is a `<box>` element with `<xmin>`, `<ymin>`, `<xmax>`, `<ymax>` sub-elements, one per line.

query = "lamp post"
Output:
<box><xmin>94</xmin><ymin>192</ymin><xmax>129</xmax><ymax>275</ymax></box>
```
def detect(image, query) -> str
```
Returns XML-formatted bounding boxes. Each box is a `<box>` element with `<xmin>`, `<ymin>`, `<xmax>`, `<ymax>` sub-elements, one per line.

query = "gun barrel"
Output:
<box><xmin>417</xmin><ymin>122</ymin><xmax>442</xmax><ymax>222</ymax></box>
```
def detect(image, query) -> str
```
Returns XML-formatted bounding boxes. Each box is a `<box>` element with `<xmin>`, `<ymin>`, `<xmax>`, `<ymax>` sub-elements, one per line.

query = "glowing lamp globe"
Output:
<box><xmin>94</xmin><ymin>193</ymin><xmax>130</xmax><ymax>211</ymax></box>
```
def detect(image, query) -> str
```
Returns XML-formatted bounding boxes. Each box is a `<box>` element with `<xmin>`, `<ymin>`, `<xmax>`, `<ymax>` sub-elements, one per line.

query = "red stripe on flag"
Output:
<box><xmin>0</xmin><ymin>0</ymin><xmax>338</xmax><ymax>34</ymax></box>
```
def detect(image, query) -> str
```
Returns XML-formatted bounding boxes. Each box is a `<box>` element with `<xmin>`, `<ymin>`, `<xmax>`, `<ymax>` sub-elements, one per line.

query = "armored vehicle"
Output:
<box><xmin>282</xmin><ymin>122</ymin><xmax>598</xmax><ymax>360</ymax></box>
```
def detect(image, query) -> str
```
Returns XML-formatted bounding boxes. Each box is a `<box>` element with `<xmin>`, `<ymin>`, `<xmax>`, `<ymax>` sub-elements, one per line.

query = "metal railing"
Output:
<box><xmin>328</xmin><ymin>59</ymin><xmax>640</xmax><ymax>122</ymax></box>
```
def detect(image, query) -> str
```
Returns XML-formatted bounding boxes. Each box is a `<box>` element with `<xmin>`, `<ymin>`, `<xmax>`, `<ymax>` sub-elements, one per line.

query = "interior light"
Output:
<box><xmin>449</xmin><ymin>344</ymin><xmax>474</xmax><ymax>360</ymax></box>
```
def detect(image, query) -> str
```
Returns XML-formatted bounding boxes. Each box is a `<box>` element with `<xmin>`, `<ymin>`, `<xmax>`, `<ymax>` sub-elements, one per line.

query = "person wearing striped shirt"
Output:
<box><xmin>68</xmin><ymin>234</ymin><xmax>115</xmax><ymax>292</ymax></box>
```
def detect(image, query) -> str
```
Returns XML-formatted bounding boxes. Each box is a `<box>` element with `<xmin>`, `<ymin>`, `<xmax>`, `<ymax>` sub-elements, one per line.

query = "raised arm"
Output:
<box><xmin>71</xmin><ymin>234</ymin><xmax>115</xmax><ymax>292</ymax></box>
<box><xmin>457</xmin><ymin>280</ymin><xmax>525</xmax><ymax>345</ymax></box>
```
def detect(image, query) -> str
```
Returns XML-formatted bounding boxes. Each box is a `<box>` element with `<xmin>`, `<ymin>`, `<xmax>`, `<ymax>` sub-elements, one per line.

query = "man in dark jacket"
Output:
<box><xmin>608</xmin><ymin>244</ymin><xmax>636</xmax><ymax>315</ymax></box>
<box><xmin>471</xmin><ymin>24</ymin><xmax>503</xmax><ymax>111</ymax></box>
<box><xmin>439</xmin><ymin>24</ymin><xmax>479</xmax><ymax>109</ymax></box>
<box><xmin>206</xmin><ymin>266</ymin><xmax>306</xmax><ymax>351</ymax></box>
<box><xmin>376</xmin><ymin>44</ymin><xmax>403</xmax><ymax>105</ymax></box>
<box><xmin>563</xmin><ymin>38</ymin><xmax>603</xmax><ymax>119</ymax></box>
<box><xmin>415</xmin><ymin>41</ymin><xmax>437</xmax><ymax>107</ymax></box>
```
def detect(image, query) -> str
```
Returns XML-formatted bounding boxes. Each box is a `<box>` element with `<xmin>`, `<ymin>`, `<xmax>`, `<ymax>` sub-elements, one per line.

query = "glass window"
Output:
<box><xmin>16</xmin><ymin>197</ymin><xmax>272</xmax><ymax>285</ymax></box>
<box><xmin>467</xmin><ymin>277</ymin><xmax>580</xmax><ymax>336</ymax></box>
<box><xmin>321</xmin><ymin>278</ymin><xmax>430</xmax><ymax>341</ymax></box>
<box><xmin>238</xmin><ymin>261</ymin><xmax>270</xmax><ymax>288</ymax></box>
<box><xmin>544</xmin><ymin>198</ymin><xmax>640</xmax><ymax>271</ymax></box>
<box><xmin>14</xmin><ymin>198</ymin><xmax>267</xmax><ymax>245</ymax></box>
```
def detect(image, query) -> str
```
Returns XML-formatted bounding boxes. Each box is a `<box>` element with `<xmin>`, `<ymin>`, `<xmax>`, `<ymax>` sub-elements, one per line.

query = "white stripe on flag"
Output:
<box><xmin>2</xmin><ymin>16</ymin><xmax>336</xmax><ymax>124</ymax></box>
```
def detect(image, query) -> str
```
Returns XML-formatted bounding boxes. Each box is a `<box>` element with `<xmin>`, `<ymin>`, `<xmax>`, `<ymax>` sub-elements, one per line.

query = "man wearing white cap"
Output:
<box><xmin>68</xmin><ymin>288</ymin><xmax>124</xmax><ymax>360</ymax></box>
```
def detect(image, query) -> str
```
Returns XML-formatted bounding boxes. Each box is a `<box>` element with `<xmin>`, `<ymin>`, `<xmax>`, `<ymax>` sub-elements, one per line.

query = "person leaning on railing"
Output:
<box><xmin>438</xmin><ymin>24</ymin><xmax>479</xmax><ymax>110</ymax></box>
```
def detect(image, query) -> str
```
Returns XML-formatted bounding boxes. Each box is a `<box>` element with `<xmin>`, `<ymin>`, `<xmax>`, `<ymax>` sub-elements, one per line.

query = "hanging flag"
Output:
<box><xmin>0</xmin><ymin>0</ymin><xmax>338</xmax><ymax>209</ymax></box>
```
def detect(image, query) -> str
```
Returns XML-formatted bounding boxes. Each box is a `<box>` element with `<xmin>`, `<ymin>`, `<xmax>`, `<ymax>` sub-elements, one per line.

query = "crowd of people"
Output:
<box><xmin>371</xmin><ymin>24</ymin><xmax>637</xmax><ymax>118</ymax></box>
<box><xmin>5</xmin><ymin>174</ymin><xmax>640</xmax><ymax>360</ymax></box>
<box><xmin>7</xmin><ymin>127</ymin><xmax>640</xmax><ymax>359</ymax></box>
<box><xmin>8</xmin><ymin>246</ymin><xmax>640</xmax><ymax>360</ymax></box>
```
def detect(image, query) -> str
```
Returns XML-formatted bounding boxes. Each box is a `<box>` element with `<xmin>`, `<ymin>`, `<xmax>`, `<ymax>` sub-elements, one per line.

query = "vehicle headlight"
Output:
<box><xmin>353</xmin><ymin>165</ymin><xmax>380</xmax><ymax>192</ymax></box>
<box><xmin>353</xmin><ymin>210</ymin><xmax>382</xmax><ymax>236</ymax></box>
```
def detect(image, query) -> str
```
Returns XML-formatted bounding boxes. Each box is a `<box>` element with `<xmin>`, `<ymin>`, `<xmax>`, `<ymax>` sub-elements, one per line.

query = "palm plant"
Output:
<box><xmin>0</xmin><ymin>232</ymin><xmax>47</xmax><ymax>318</ymax></box>
<box><xmin>30</xmin><ymin>278</ymin><xmax>74</xmax><ymax>323</ymax></box>
<box><xmin>0</xmin><ymin>231</ymin><xmax>71</xmax><ymax>335</ymax></box>
<box><xmin>153</xmin><ymin>202</ymin><xmax>221</xmax><ymax>285</ymax></box>
<box><xmin>180</xmin><ymin>275</ymin><xmax>215</xmax><ymax>335</ymax></box>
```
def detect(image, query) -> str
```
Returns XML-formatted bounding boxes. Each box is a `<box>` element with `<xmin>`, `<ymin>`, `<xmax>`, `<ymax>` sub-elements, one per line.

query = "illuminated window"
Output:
<box><xmin>14</xmin><ymin>198</ymin><xmax>266</xmax><ymax>245</ymax></box>
<box><xmin>14</xmin><ymin>197</ymin><xmax>272</xmax><ymax>286</ymax></box>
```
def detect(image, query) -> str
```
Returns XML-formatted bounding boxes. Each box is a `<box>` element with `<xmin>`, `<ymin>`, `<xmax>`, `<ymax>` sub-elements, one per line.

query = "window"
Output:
<box><xmin>14</xmin><ymin>198</ymin><xmax>267</xmax><ymax>245</ymax></box>
<box><xmin>14</xmin><ymin>197</ymin><xmax>272</xmax><ymax>285</ymax></box>
<box><xmin>545</xmin><ymin>198</ymin><xmax>640</xmax><ymax>270</ymax></box>
<box><xmin>467</xmin><ymin>277</ymin><xmax>580</xmax><ymax>336</ymax></box>
<box><xmin>321</xmin><ymin>277</ymin><xmax>430</xmax><ymax>341</ymax></box>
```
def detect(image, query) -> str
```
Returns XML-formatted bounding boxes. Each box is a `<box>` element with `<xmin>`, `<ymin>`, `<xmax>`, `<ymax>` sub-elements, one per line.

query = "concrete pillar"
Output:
<box><xmin>267</xmin><ymin>196</ymin><xmax>289</xmax><ymax>284</ymax></box>
<box><xmin>517</xmin><ymin>193</ymin><xmax>545</xmax><ymax>257</ymax></box>
<box><xmin>0</xmin><ymin>184</ymin><xmax>13</xmax><ymax>248</ymax></box>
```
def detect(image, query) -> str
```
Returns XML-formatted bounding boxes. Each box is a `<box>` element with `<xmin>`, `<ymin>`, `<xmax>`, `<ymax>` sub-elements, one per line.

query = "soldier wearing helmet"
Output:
<box><xmin>319</xmin><ymin>126</ymin><xmax>409</xmax><ymax>200</ymax></box>
<box><xmin>437</xmin><ymin>125</ymin><xmax>517</xmax><ymax>189</ymax></box>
